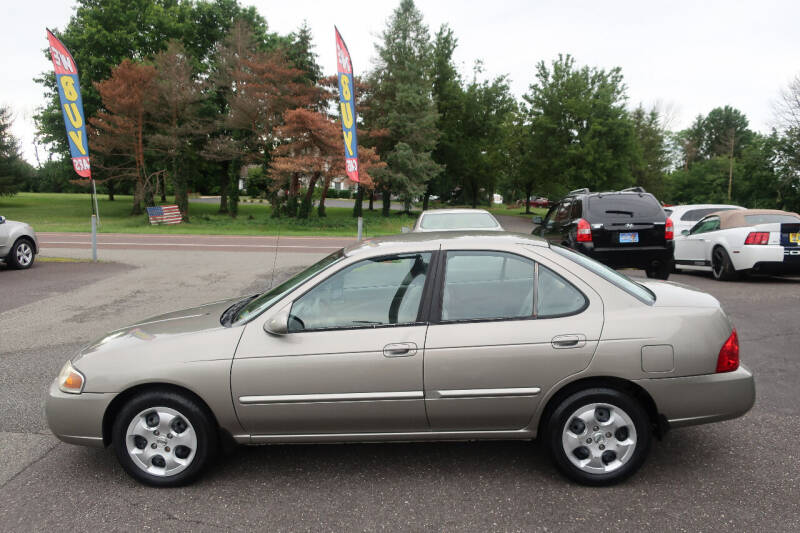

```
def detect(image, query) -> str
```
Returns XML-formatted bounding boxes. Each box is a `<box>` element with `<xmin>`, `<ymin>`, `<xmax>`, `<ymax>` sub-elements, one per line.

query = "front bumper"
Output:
<box><xmin>634</xmin><ymin>365</ymin><xmax>755</xmax><ymax>428</ymax></box>
<box><xmin>45</xmin><ymin>379</ymin><xmax>115</xmax><ymax>448</ymax></box>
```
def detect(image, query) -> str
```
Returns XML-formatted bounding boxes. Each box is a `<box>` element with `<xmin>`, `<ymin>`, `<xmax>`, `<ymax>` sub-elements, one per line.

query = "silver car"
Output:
<box><xmin>0</xmin><ymin>215</ymin><xmax>38</xmax><ymax>269</ymax></box>
<box><xmin>46</xmin><ymin>232</ymin><xmax>754</xmax><ymax>487</ymax></box>
<box><xmin>413</xmin><ymin>209</ymin><xmax>503</xmax><ymax>232</ymax></box>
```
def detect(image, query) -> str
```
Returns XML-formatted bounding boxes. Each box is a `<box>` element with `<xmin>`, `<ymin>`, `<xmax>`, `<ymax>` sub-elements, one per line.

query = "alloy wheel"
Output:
<box><xmin>16</xmin><ymin>242</ymin><xmax>33</xmax><ymax>267</ymax></box>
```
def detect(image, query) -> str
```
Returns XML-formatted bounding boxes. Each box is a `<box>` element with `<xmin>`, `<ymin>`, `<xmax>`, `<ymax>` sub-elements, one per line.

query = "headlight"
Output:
<box><xmin>57</xmin><ymin>361</ymin><xmax>85</xmax><ymax>394</ymax></box>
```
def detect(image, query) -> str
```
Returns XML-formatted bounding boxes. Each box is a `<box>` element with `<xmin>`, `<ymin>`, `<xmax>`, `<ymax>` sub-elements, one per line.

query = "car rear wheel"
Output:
<box><xmin>712</xmin><ymin>246</ymin><xmax>739</xmax><ymax>281</ymax></box>
<box><xmin>8</xmin><ymin>239</ymin><xmax>34</xmax><ymax>269</ymax></box>
<box><xmin>112</xmin><ymin>390</ymin><xmax>217</xmax><ymax>487</ymax></box>
<box><xmin>546</xmin><ymin>388</ymin><xmax>651</xmax><ymax>486</ymax></box>
<box><xmin>645</xmin><ymin>259</ymin><xmax>672</xmax><ymax>280</ymax></box>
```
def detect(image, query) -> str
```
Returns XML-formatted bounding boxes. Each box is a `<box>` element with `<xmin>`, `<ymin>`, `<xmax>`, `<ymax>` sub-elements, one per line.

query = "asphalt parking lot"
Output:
<box><xmin>0</xmin><ymin>241</ymin><xmax>799</xmax><ymax>531</ymax></box>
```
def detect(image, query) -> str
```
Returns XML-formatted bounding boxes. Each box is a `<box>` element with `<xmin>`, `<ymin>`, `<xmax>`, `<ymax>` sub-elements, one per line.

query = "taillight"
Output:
<box><xmin>716</xmin><ymin>329</ymin><xmax>739</xmax><ymax>373</ymax></box>
<box><xmin>744</xmin><ymin>232</ymin><xmax>769</xmax><ymax>245</ymax></box>
<box><xmin>665</xmin><ymin>217</ymin><xmax>674</xmax><ymax>240</ymax></box>
<box><xmin>576</xmin><ymin>218</ymin><xmax>592</xmax><ymax>242</ymax></box>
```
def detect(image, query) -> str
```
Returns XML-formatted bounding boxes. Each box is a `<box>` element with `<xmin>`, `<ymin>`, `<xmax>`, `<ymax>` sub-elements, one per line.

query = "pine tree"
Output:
<box><xmin>0</xmin><ymin>106</ymin><xmax>24</xmax><ymax>196</ymax></box>
<box><xmin>363</xmin><ymin>0</ymin><xmax>441</xmax><ymax>215</ymax></box>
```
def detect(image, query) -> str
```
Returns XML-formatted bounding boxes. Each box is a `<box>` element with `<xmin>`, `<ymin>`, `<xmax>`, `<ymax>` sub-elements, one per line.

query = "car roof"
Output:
<box><xmin>713</xmin><ymin>209</ymin><xmax>800</xmax><ymax>229</ymax></box>
<box><xmin>418</xmin><ymin>208</ymin><xmax>494</xmax><ymax>216</ymax></box>
<box><xmin>344</xmin><ymin>231</ymin><xmax>549</xmax><ymax>258</ymax></box>
<box><xmin>666</xmin><ymin>204</ymin><xmax>743</xmax><ymax>213</ymax></box>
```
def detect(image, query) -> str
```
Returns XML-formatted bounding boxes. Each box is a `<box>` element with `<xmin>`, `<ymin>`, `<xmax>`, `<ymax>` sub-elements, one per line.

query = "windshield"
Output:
<box><xmin>420</xmin><ymin>212</ymin><xmax>499</xmax><ymax>230</ymax></box>
<box><xmin>550</xmin><ymin>245</ymin><xmax>655</xmax><ymax>304</ymax></box>
<box><xmin>231</xmin><ymin>249</ymin><xmax>346</xmax><ymax>325</ymax></box>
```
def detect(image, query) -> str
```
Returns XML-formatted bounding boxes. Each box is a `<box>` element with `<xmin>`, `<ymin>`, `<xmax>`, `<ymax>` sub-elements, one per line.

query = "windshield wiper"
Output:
<box><xmin>221</xmin><ymin>294</ymin><xmax>259</xmax><ymax>327</ymax></box>
<box><xmin>351</xmin><ymin>320</ymin><xmax>384</xmax><ymax>325</ymax></box>
<box><xmin>605</xmin><ymin>210</ymin><xmax>634</xmax><ymax>216</ymax></box>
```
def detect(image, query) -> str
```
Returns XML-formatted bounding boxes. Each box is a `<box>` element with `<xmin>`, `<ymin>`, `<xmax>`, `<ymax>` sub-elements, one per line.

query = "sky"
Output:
<box><xmin>3</xmin><ymin>0</ymin><xmax>799</xmax><ymax>164</ymax></box>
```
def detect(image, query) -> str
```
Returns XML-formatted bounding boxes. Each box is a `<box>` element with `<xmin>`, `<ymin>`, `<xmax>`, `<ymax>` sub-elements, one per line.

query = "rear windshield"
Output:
<box><xmin>586</xmin><ymin>195</ymin><xmax>664</xmax><ymax>221</ymax></box>
<box><xmin>682</xmin><ymin>207</ymin><xmax>738</xmax><ymax>221</ymax></box>
<box><xmin>744</xmin><ymin>214</ymin><xmax>800</xmax><ymax>225</ymax></box>
<box><xmin>420</xmin><ymin>212</ymin><xmax>499</xmax><ymax>230</ymax></box>
<box><xmin>550</xmin><ymin>245</ymin><xmax>655</xmax><ymax>305</ymax></box>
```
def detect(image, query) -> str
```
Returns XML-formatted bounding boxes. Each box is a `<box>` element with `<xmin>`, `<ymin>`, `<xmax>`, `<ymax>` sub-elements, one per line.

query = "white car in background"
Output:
<box><xmin>0</xmin><ymin>215</ymin><xmax>39</xmax><ymax>269</ymax></box>
<box><xmin>413</xmin><ymin>209</ymin><xmax>503</xmax><ymax>232</ymax></box>
<box><xmin>674</xmin><ymin>209</ymin><xmax>800</xmax><ymax>280</ymax></box>
<box><xmin>664</xmin><ymin>204</ymin><xmax>743</xmax><ymax>236</ymax></box>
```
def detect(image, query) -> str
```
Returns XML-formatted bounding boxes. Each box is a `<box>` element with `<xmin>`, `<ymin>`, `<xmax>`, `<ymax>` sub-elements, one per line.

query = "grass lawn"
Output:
<box><xmin>0</xmin><ymin>193</ymin><xmax>420</xmax><ymax>237</ymax></box>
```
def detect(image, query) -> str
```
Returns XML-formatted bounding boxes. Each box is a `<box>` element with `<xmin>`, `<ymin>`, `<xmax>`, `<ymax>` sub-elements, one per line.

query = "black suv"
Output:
<box><xmin>532</xmin><ymin>187</ymin><xmax>674</xmax><ymax>279</ymax></box>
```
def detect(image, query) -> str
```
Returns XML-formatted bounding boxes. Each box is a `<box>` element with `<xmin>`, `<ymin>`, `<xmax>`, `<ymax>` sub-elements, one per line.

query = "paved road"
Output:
<box><xmin>0</xmin><ymin>246</ymin><xmax>798</xmax><ymax>531</ymax></box>
<box><xmin>37</xmin><ymin>232</ymin><xmax>354</xmax><ymax>253</ymax></box>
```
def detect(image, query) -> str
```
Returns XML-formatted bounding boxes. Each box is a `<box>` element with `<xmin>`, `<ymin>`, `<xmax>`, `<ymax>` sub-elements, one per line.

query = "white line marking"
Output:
<box><xmin>39</xmin><ymin>241</ymin><xmax>340</xmax><ymax>249</ymax></box>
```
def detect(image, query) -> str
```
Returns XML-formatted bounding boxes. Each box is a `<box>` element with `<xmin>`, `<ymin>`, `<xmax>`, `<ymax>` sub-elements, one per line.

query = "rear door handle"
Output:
<box><xmin>383</xmin><ymin>342</ymin><xmax>418</xmax><ymax>357</ymax></box>
<box><xmin>551</xmin><ymin>334</ymin><xmax>586</xmax><ymax>349</ymax></box>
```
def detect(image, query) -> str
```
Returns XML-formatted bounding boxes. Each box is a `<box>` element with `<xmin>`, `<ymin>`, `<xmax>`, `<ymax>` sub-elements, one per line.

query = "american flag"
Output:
<box><xmin>146</xmin><ymin>205</ymin><xmax>183</xmax><ymax>225</ymax></box>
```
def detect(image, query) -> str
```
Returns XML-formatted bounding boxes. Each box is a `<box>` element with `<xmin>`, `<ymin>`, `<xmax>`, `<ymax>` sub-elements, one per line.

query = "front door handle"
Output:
<box><xmin>551</xmin><ymin>334</ymin><xmax>586</xmax><ymax>349</ymax></box>
<box><xmin>383</xmin><ymin>343</ymin><xmax>417</xmax><ymax>357</ymax></box>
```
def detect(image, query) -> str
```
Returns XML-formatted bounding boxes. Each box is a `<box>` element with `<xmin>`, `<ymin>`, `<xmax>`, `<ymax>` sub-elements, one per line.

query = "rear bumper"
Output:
<box><xmin>45</xmin><ymin>379</ymin><xmax>115</xmax><ymax>448</ymax></box>
<box><xmin>634</xmin><ymin>365</ymin><xmax>755</xmax><ymax>428</ymax></box>
<box><xmin>576</xmin><ymin>242</ymin><xmax>674</xmax><ymax>269</ymax></box>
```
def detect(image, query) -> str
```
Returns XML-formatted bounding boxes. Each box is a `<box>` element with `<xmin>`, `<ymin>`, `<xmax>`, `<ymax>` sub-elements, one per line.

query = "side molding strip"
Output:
<box><xmin>239</xmin><ymin>391</ymin><xmax>424</xmax><ymax>404</ymax></box>
<box><xmin>433</xmin><ymin>387</ymin><xmax>541</xmax><ymax>399</ymax></box>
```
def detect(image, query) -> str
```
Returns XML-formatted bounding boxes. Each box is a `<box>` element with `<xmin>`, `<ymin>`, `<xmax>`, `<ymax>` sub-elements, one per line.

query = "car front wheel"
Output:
<box><xmin>112</xmin><ymin>390</ymin><xmax>217</xmax><ymax>487</ymax></box>
<box><xmin>546</xmin><ymin>388</ymin><xmax>651</xmax><ymax>486</ymax></box>
<box><xmin>8</xmin><ymin>239</ymin><xmax>35</xmax><ymax>269</ymax></box>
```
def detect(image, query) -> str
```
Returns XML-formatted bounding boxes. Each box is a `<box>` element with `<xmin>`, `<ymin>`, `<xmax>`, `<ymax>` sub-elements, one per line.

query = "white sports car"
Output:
<box><xmin>674</xmin><ymin>209</ymin><xmax>800</xmax><ymax>280</ymax></box>
<box><xmin>664</xmin><ymin>204</ymin><xmax>743</xmax><ymax>236</ymax></box>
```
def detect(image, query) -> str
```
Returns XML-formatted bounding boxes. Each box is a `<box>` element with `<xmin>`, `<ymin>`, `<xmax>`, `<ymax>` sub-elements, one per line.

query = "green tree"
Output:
<box><xmin>448</xmin><ymin>67</ymin><xmax>516</xmax><ymax>207</ymax></box>
<box><xmin>429</xmin><ymin>24</ymin><xmax>462</xmax><ymax>208</ymax></box>
<box><xmin>630</xmin><ymin>105</ymin><xmax>669</xmax><ymax>199</ymax></box>
<box><xmin>364</xmin><ymin>0</ymin><xmax>441</xmax><ymax>215</ymax></box>
<box><xmin>0</xmin><ymin>106</ymin><xmax>28</xmax><ymax>196</ymax></box>
<box><xmin>522</xmin><ymin>54</ymin><xmax>636</xmax><ymax>197</ymax></box>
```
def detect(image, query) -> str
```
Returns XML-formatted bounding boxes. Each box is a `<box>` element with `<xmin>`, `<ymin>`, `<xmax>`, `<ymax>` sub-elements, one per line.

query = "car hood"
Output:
<box><xmin>3</xmin><ymin>220</ymin><xmax>33</xmax><ymax>232</ymax></box>
<box><xmin>636</xmin><ymin>279</ymin><xmax>721</xmax><ymax>308</ymax></box>
<box><xmin>74</xmin><ymin>297</ymin><xmax>239</xmax><ymax>361</ymax></box>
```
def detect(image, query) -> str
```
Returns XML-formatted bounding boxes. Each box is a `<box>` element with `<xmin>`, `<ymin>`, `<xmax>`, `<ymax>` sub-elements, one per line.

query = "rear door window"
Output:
<box><xmin>441</xmin><ymin>251</ymin><xmax>534</xmax><ymax>321</ymax></box>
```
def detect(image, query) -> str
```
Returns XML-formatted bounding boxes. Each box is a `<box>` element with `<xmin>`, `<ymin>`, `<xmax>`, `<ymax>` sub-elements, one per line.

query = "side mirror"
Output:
<box><xmin>0</xmin><ymin>216</ymin><xmax>5</xmax><ymax>224</ymax></box>
<box><xmin>532</xmin><ymin>216</ymin><xmax>543</xmax><ymax>225</ymax></box>
<box><xmin>681</xmin><ymin>229</ymin><xmax>689</xmax><ymax>236</ymax></box>
<box><xmin>263</xmin><ymin>305</ymin><xmax>290</xmax><ymax>335</ymax></box>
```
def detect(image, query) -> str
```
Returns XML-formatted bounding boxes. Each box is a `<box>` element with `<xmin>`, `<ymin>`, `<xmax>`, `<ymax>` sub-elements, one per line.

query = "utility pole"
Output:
<box><xmin>727</xmin><ymin>128</ymin><xmax>735</xmax><ymax>201</ymax></box>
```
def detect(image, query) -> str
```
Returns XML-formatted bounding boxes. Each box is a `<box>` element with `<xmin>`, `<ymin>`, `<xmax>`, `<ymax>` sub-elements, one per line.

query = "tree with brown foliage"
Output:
<box><xmin>89</xmin><ymin>59</ymin><xmax>158</xmax><ymax>215</ymax></box>
<box><xmin>203</xmin><ymin>20</ymin><xmax>322</xmax><ymax>217</ymax></box>
<box><xmin>269</xmin><ymin>108</ymin><xmax>340</xmax><ymax>218</ymax></box>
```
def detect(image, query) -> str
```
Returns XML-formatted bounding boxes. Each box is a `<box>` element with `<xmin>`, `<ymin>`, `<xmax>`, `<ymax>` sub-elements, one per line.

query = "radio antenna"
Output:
<box><xmin>269</xmin><ymin>220</ymin><xmax>280</xmax><ymax>290</ymax></box>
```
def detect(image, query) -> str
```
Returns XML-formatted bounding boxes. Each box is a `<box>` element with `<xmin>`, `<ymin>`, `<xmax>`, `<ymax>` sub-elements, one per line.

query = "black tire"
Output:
<box><xmin>112</xmin><ymin>390</ymin><xmax>217</xmax><ymax>487</ymax></box>
<box><xmin>7</xmin><ymin>238</ymin><xmax>35</xmax><ymax>269</ymax></box>
<box><xmin>711</xmin><ymin>246</ymin><xmax>739</xmax><ymax>281</ymax></box>
<box><xmin>645</xmin><ymin>259</ymin><xmax>672</xmax><ymax>280</ymax></box>
<box><xmin>545</xmin><ymin>387</ymin><xmax>651</xmax><ymax>486</ymax></box>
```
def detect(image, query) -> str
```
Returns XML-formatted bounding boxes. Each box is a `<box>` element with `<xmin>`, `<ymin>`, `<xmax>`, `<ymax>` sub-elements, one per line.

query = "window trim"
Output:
<box><xmin>285</xmin><ymin>250</ymin><xmax>440</xmax><ymax>334</ymax></box>
<box><xmin>430</xmin><ymin>249</ymin><xmax>588</xmax><ymax>325</ymax></box>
